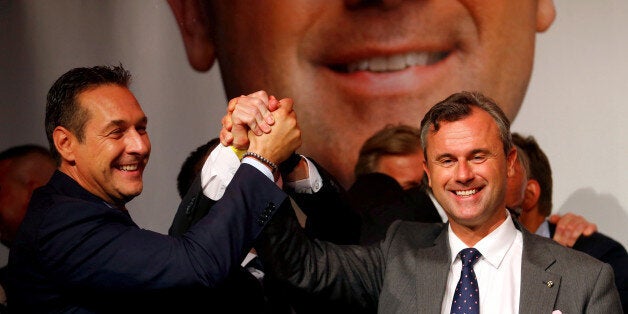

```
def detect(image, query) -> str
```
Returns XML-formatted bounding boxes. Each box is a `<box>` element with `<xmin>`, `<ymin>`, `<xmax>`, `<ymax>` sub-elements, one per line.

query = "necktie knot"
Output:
<box><xmin>459</xmin><ymin>248</ymin><xmax>481</xmax><ymax>268</ymax></box>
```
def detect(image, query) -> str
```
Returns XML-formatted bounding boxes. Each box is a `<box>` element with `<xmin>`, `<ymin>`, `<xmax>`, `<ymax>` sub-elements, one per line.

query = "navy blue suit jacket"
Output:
<box><xmin>8</xmin><ymin>167</ymin><xmax>282</xmax><ymax>313</ymax></box>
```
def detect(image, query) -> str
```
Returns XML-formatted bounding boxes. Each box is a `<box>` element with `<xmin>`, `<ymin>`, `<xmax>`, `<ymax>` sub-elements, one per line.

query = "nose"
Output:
<box><xmin>454</xmin><ymin>160</ymin><xmax>474</xmax><ymax>184</ymax></box>
<box><xmin>344</xmin><ymin>0</ymin><xmax>404</xmax><ymax>9</ymax></box>
<box><xmin>126</xmin><ymin>129</ymin><xmax>150</xmax><ymax>156</ymax></box>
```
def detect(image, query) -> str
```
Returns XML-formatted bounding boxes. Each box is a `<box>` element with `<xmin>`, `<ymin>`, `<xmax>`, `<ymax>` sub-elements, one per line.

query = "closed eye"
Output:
<box><xmin>108</xmin><ymin>128</ymin><xmax>124</xmax><ymax>138</ymax></box>
<box><xmin>471</xmin><ymin>154</ymin><xmax>487</xmax><ymax>163</ymax></box>
<box><xmin>438</xmin><ymin>158</ymin><xmax>455</xmax><ymax>167</ymax></box>
<box><xmin>136</xmin><ymin>126</ymin><xmax>147</xmax><ymax>135</ymax></box>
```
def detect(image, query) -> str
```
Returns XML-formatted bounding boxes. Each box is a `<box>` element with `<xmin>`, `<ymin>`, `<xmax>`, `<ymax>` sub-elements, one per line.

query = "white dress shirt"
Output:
<box><xmin>200</xmin><ymin>144</ymin><xmax>323</xmax><ymax>200</ymax></box>
<box><xmin>441</xmin><ymin>211</ymin><xmax>523</xmax><ymax>314</ymax></box>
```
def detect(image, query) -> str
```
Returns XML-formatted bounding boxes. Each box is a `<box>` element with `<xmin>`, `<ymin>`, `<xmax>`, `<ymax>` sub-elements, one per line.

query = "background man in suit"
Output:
<box><xmin>0</xmin><ymin>145</ymin><xmax>55</xmax><ymax>249</ymax></box>
<box><xmin>7</xmin><ymin>65</ymin><xmax>300</xmax><ymax>312</ymax></box>
<box><xmin>506</xmin><ymin>132</ymin><xmax>627</xmax><ymax>310</ymax></box>
<box><xmin>167</xmin><ymin>0</ymin><xmax>557</xmax><ymax>188</ymax></box>
<box><xmin>0</xmin><ymin>144</ymin><xmax>55</xmax><ymax>310</ymax></box>
<box><xmin>221</xmin><ymin>91</ymin><xmax>621</xmax><ymax>312</ymax></box>
<box><xmin>348</xmin><ymin>124</ymin><xmax>442</xmax><ymax>245</ymax></box>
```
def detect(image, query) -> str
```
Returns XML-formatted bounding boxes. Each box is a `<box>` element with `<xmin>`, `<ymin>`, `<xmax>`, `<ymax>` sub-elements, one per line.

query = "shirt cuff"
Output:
<box><xmin>284</xmin><ymin>157</ymin><xmax>323</xmax><ymax>194</ymax></box>
<box><xmin>201</xmin><ymin>144</ymin><xmax>240</xmax><ymax>200</ymax></box>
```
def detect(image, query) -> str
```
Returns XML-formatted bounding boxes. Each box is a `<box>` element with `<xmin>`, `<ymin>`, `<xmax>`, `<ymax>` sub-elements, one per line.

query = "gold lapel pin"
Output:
<box><xmin>545</xmin><ymin>280</ymin><xmax>554</xmax><ymax>288</ymax></box>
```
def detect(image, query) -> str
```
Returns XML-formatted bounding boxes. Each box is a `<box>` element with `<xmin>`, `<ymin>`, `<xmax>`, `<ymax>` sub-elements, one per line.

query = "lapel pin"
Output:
<box><xmin>545</xmin><ymin>280</ymin><xmax>554</xmax><ymax>288</ymax></box>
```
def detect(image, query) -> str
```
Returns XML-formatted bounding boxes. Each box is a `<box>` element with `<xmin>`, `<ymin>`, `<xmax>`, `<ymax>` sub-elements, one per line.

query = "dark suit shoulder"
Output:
<box><xmin>383</xmin><ymin>220</ymin><xmax>445</xmax><ymax>248</ymax></box>
<box><xmin>573</xmin><ymin>231</ymin><xmax>628</xmax><ymax>263</ymax></box>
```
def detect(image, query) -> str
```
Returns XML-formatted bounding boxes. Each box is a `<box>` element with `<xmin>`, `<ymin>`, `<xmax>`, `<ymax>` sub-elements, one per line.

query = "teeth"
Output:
<box><xmin>119</xmin><ymin>164</ymin><xmax>138</xmax><ymax>171</ymax></box>
<box><xmin>347</xmin><ymin>51</ymin><xmax>447</xmax><ymax>73</ymax></box>
<box><xmin>456</xmin><ymin>189</ymin><xmax>477</xmax><ymax>197</ymax></box>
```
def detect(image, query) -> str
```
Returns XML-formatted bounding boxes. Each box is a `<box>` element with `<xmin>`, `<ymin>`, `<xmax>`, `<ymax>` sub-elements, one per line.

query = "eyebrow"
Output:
<box><xmin>434</xmin><ymin>148</ymin><xmax>490</xmax><ymax>160</ymax></box>
<box><xmin>107</xmin><ymin>116</ymin><xmax>148</xmax><ymax>127</ymax></box>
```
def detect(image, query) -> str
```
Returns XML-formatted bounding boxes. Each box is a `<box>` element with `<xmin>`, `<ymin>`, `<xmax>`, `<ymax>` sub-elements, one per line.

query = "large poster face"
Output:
<box><xmin>0</xmin><ymin>1</ymin><xmax>626</xmax><ymax>255</ymax></box>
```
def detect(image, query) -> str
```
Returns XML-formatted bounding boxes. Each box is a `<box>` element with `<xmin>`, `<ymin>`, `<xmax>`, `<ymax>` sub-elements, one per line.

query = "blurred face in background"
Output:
<box><xmin>0</xmin><ymin>155</ymin><xmax>54</xmax><ymax>246</ymax></box>
<box><xmin>376</xmin><ymin>151</ymin><xmax>425</xmax><ymax>190</ymax></box>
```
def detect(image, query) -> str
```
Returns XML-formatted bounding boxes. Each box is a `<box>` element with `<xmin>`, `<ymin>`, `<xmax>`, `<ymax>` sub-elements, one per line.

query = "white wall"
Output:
<box><xmin>1</xmin><ymin>0</ymin><xmax>626</xmax><ymax>266</ymax></box>
<box><xmin>515</xmin><ymin>0</ymin><xmax>628</xmax><ymax>247</ymax></box>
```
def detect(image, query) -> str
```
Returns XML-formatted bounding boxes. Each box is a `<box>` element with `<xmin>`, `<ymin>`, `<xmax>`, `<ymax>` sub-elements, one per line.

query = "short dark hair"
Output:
<box><xmin>354</xmin><ymin>124</ymin><xmax>422</xmax><ymax>177</ymax></box>
<box><xmin>0</xmin><ymin>144</ymin><xmax>52</xmax><ymax>162</ymax></box>
<box><xmin>177</xmin><ymin>138</ymin><xmax>221</xmax><ymax>198</ymax></box>
<box><xmin>45</xmin><ymin>64</ymin><xmax>131</xmax><ymax>164</ymax></box>
<box><xmin>420</xmin><ymin>91</ymin><xmax>512</xmax><ymax>159</ymax></box>
<box><xmin>512</xmin><ymin>133</ymin><xmax>553</xmax><ymax>217</ymax></box>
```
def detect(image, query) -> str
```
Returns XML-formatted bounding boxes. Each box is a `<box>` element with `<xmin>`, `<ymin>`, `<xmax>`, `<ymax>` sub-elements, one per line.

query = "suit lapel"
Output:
<box><xmin>518</xmin><ymin>222</ymin><xmax>561</xmax><ymax>314</ymax></box>
<box><xmin>416</xmin><ymin>224</ymin><xmax>451</xmax><ymax>313</ymax></box>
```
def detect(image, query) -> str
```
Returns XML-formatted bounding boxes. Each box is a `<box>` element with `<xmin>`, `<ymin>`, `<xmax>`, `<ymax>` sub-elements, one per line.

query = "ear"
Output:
<box><xmin>167</xmin><ymin>0</ymin><xmax>216</xmax><ymax>71</ymax></box>
<box><xmin>422</xmin><ymin>160</ymin><xmax>432</xmax><ymax>188</ymax></box>
<box><xmin>506</xmin><ymin>147</ymin><xmax>518</xmax><ymax>178</ymax></box>
<box><xmin>536</xmin><ymin>0</ymin><xmax>556</xmax><ymax>32</ymax></box>
<box><xmin>53</xmin><ymin>126</ymin><xmax>77</xmax><ymax>165</ymax></box>
<box><xmin>521</xmin><ymin>179</ymin><xmax>541</xmax><ymax>212</ymax></box>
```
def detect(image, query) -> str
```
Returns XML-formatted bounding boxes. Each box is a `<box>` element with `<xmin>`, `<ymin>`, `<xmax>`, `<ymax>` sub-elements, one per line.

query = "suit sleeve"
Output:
<box><xmin>37</xmin><ymin>165</ymin><xmax>287</xmax><ymax>292</ymax></box>
<box><xmin>256</xmin><ymin>199</ymin><xmax>385</xmax><ymax>311</ymax></box>
<box><xmin>288</xmin><ymin>158</ymin><xmax>362</xmax><ymax>245</ymax></box>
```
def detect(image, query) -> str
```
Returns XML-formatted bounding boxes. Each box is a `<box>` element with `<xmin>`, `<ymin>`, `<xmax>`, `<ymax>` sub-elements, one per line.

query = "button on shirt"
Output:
<box><xmin>442</xmin><ymin>212</ymin><xmax>523</xmax><ymax>314</ymax></box>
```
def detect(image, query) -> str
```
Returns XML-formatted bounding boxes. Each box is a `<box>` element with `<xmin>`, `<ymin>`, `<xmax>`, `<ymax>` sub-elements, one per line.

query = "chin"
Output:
<box><xmin>121</xmin><ymin>188</ymin><xmax>142</xmax><ymax>202</ymax></box>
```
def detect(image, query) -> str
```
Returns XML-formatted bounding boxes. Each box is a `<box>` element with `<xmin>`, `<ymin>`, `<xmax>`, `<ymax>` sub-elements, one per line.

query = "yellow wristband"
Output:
<box><xmin>230</xmin><ymin>146</ymin><xmax>247</xmax><ymax>160</ymax></box>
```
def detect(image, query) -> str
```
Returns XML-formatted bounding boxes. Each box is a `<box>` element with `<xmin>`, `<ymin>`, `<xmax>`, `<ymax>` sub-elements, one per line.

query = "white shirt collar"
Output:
<box><xmin>535</xmin><ymin>220</ymin><xmax>551</xmax><ymax>238</ymax></box>
<box><xmin>448</xmin><ymin>210</ymin><xmax>519</xmax><ymax>269</ymax></box>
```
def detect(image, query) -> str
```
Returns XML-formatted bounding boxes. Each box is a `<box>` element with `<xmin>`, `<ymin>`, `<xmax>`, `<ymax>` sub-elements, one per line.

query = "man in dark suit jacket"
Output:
<box><xmin>506</xmin><ymin>132</ymin><xmax>628</xmax><ymax>311</ymax></box>
<box><xmin>348</xmin><ymin>124</ymin><xmax>441</xmax><ymax>245</ymax></box>
<box><xmin>7</xmin><ymin>65</ymin><xmax>299</xmax><ymax>312</ymax></box>
<box><xmin>0</xmin><ymin>144</ymin><xmax>55</xmax><ymax>312</ymax></box>
<box><xmin>221</xmin><ymin>91</ymin><xmax>622</xmax><ymax>312</ymax></box>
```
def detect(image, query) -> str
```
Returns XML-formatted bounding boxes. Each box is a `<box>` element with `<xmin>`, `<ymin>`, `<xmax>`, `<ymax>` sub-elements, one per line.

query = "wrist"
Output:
<box><xmin>230</xmin><ymin>146</ymin><xmax>247</xmax><ymax>160</ymax></box>
<box><xmin>243</xmin><ymin>152</ymin><xmax>280</xmax><ymax>181</ymax></box>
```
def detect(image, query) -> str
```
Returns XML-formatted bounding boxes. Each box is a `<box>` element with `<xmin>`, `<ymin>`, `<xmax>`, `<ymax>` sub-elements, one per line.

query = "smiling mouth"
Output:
<box><xmin>455</xmin><ymin>189</ymin><xmax>478</xmax><ymax>197</ymax></box>
<box><xmin>118</xmin><ymin>164</ymin><xmax>139</xmax><ymax>171</ymax></box>
<box><xmin>332</xmin><ymin>51</ymin><xmax>449</xmax><ymax>73</ymax></box>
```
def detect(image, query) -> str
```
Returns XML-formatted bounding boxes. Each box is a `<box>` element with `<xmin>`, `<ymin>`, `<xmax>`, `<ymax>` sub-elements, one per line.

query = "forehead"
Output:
<box><xmin>425</xmin><ymin>108</ymin><xmax>501</xmax><ymax>155</ymax></box>
<box><xmin>78</xmin><ymin>85</ymin><xmax>145</xmax><ymax>125</ymax></box>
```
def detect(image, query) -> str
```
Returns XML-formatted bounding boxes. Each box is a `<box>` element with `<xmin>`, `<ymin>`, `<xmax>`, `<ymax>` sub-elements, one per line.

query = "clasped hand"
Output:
<box><xmin>220</xmin><ymin>90</ymin><xmax>301</xmax><ymax>168</ymax></box>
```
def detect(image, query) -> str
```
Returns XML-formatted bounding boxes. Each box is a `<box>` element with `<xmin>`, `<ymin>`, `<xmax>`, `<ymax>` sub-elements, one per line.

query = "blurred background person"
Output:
<box><xmin>0</xmin><ymin>144</ymin><xmax>55</xmax><ymax>309</ymax></box>
<box><xmin>349</xmin><ymin>125</ymin><xmax>441</xmax><ymax>244</ymax></box>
